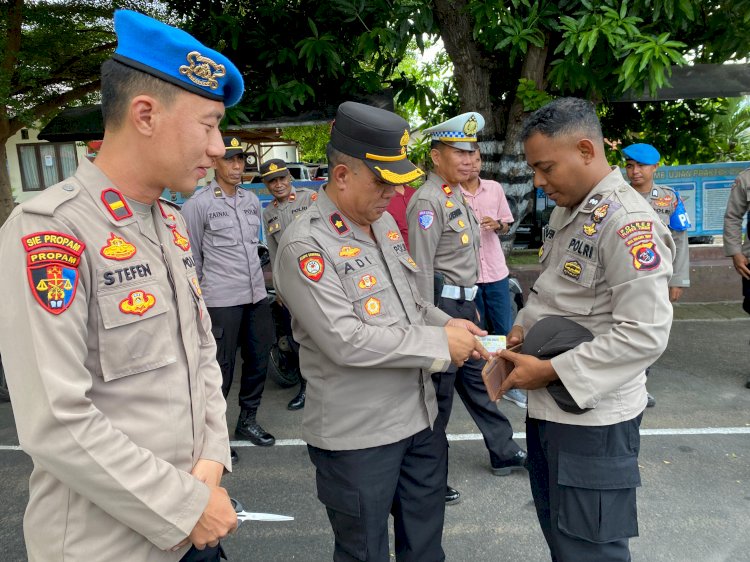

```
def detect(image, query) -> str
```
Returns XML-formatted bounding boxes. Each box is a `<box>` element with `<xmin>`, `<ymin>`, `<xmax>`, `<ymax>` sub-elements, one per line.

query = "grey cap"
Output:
<box><xmin>521</xmin><ymin>316</ymin><xmax>594</xmax><ymax>415</ymax></box>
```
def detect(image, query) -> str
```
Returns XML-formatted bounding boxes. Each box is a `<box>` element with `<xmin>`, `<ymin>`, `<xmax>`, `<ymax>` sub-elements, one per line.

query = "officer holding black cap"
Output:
<box><xmin>0</xmin><ymin>10</ymin><xmax>240</xmax><ymax>561</ymax></box>
<box><xmin>182</xmin><ymin>135</ymin><xmax>276</xmax><ymax>451</ymax></box>
<box><xmin>723</xmin><ymin>166</ymin><xmax>750</xmax><ymax>388</ymax></box>
<box><xmin>407</xmin><ymin>113</ymin><xmax>527</xmax><ymax>506</ymax></box>
<box><xmin>501</xmin><ymin>98</ymin><xmax>676</xmax><ymax>562</ymax></box>
<box><xmin>274</xmin><ymin>101</ymin><xmax>489</xmax><ymax>561</ymax></box>
<box><xmin>261</xmin><ymin>158</ymin><xmax>317</xmax><ymax>410</ymax></box>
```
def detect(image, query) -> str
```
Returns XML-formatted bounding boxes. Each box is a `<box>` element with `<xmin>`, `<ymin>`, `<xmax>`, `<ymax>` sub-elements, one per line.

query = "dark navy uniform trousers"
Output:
<box><xmin>208</xmin><ymin>298</ymin><xmax>273</xmax><ymax>411</ymax></box>
<box><xmin>433</xmin><ymin>296</ymin><xmax>520</xmax><ymax>465</ymax></box>
<box><xmin>307</xmin><ymin>427</ymin><xmax>447</xmax><ymax>562</ymax></box>
<box><xmin>527</xmin><ymin>414</ymin><xmax>643</xmax><ymax>562</ymax></box>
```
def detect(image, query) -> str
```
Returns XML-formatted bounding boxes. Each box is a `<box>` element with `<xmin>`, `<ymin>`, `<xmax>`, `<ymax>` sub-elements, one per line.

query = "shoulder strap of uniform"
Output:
<box><xmin>21</xmin><ymin>180</ymin><xmax>81</xmax><ymax>217</ymax></box>
<box><xmin>158</xmin><ymin>197</ymin><xmax>182</xmax><ymax>211</ymax></box>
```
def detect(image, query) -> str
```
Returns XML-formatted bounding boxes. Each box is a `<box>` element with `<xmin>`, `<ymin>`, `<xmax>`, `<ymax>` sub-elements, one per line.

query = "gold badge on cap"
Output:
<box><xmin>231</xmin><ymin>138</ymin><xmax>240</xmax><ymax>147</ymax></box>
<box><xmin>269</xmin><ymin>163</ymin><xmax>278</xmax><ymax>172</ymax></box>
<box><xmin>179</xmin><ymin>51</ymin><xmax>226</xmax><ymax>90</ymax></box>
<box><xmin>463</xmin><ymin>115</ymin><xmax>478</xmax><ymax>136</ymax></box>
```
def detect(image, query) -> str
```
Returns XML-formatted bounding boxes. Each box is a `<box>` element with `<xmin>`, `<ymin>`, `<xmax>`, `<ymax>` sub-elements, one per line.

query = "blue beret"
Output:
<box><xmin>113</xmin><ymin>10</ymin><xmax>244</xmax><ymax>107</ymax></box>
<box><xmin>622</xmin><ymin>143</ymin><xmax>660</xmax><ymax>165</ymax></box>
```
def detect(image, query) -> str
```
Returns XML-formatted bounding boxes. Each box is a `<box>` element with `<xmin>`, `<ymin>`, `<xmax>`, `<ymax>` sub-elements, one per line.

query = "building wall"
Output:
<box><xmin>6</xmin><ymin>128</ymin><xmax>88</xmax><ymax>204</ymax></box>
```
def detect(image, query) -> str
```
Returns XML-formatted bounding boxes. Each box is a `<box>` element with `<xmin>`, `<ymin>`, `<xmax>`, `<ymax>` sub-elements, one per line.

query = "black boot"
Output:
<box><xmin>287</xmin><ymin>379</ymin><xmax>306</xmax><ymax>411</ymax></box>
<box><xmin>235</xmin><ymin>409</ymin><xmax>275</xmax><ymax>447</ymax></box>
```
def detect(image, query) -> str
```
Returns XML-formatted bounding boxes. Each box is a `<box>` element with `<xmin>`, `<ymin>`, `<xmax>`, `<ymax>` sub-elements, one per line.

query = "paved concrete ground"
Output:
<box><xmin>0</xmin><ymin>304</ymin><xmax>748</xmax><ymax>561</ymax></box>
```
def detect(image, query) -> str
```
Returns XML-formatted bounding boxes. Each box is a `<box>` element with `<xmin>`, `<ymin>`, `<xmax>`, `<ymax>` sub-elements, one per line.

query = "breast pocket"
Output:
<box><xmin>341</xmin><ymin>266</ymin><xmax>399</xmax><ymax>327</ymax></box>
<box><xmin>550</xmin><ymin>255</ymin><xmax>598</xmax><ymax>315</ymax></box>
<box><xmin>245</xmin><ymin>214</ymin><xmax>261</xmax><ymax>244</ymax></box>
<box><xmin>208</xmin><ymin>217</ymin><xmax>237</xmax><ymax>247</ymax></box>
<box><xmin>96</xmin><ymin>281</ymin><xmax>176</xmax><ymax>381</ymax></box>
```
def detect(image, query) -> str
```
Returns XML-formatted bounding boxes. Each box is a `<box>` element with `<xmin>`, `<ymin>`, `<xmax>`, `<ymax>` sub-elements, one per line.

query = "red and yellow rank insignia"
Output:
<box><xmin>172</xmin><ymin>228</ymin><xmax>191</xmax><ymax>251</ymax></box>
<box><xmin>387</xmin><ymin>230</ymin><xmax>401</xmax><ymax>241</ymax></box>
<box><xmin>101</xmin><ymin>188</ymin><xmax>133</xmax><ymax>221</ymax></box>
<box><xmin>358</xmin><ymin>274</ymin><xmax>377</xmax><ymax>290</ymax></box>
<box><xmin>22</xmin><ymin>231</ymin><xmax>85</xmax><ymax>315</ymax></box>
<box><xmin>339</xmin><ymin>246</ymin><xmax>361</xmax><ymax>258</ymax></box>
<box><xmin>329</xmin><ymin>212</ymin><xmax>350</xmax><ymax>235</ymax></box>
<box><xmin>441</xmin><ymin>184</ymin><xmax>453</xmax><ymax>197</ymax></box>
<box><xmin>100</xmin><ymin>232</ymin><xmax>137</xmax><ymax>260</ymax></box>
<box><xmin>630</xmin><ymin>241</ymin><xmax>661</xmax><ymax>271</ymax></box>
<box><xmin>299</xmin><ymin>252</ymin><xmax>325</xmax><ymax>282</ymax></box>
<box><xmin>364</xmin><ymin>297</ymin><xmax>381</xmax><ymax>316</ymax></box>
<box><xmin>119</xmin><ymin>290</ymin><xmax>156</xmax><ymax>315</ymax></box>
<box><xmin>311</xmin><ymin>192</ymin><xmax>318</xmax><ymax>201</ymax></box>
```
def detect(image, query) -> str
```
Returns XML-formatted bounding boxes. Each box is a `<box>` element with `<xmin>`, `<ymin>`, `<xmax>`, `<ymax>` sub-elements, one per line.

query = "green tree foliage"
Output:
<box><xmin>281</xmin><ymin>124</ymin><xmax>331</xmax><ymax>163</ymax></box>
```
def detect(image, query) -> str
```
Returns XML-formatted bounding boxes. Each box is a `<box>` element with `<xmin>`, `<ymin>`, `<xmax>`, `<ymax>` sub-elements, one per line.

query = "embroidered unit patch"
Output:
<box><xmin>339</xmin><ymin>246</ymin><xmax>361</xmax><ymax>258</ymax></box>
<box><xmin>630</xmin><ymin>241</ymin><xmax>661</xmax><ymax>270</ymax></box>
<box><xmin>418</xmin><ymin>210</ymin><xmax>434</xmax><ymax>230</ymax></box>
<box><xmin>364</xmin><ymin>297</ymin><xmax>381</xmax><ymax>316</ymax></box>
<box><xmin>100</xmin><ymin>232</ymin><xmax>137</xmax><ymax>260</ymax></box>
<box><xmin>387</xmin><ymin>230</ymin><xmax>401</xmax><ymax>241</ymax></box>
<box><xmin>358</xmin><ymin>274</ymin><xmax>377</xmax><ymax>290</ymax></box>
<box><xmin>299</xmin><ymin>252</ymin><xmax>325</xmax><ymax>282</ymax></box>
<box><xmin>119</xmin><ymin>290</ymin><xmax>156</xmax><ymax>316</ymax></box>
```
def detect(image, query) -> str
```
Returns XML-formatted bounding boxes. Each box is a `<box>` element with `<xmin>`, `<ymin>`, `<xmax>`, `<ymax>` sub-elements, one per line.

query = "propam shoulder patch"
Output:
<box><xmin>22</xmin><ymin>182</ymin><xmax>81</xmax><ymax>217</ymax></box>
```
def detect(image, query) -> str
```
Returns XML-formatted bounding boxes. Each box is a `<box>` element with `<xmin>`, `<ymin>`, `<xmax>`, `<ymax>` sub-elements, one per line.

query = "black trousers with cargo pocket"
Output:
<box><xmin>526</xmin><ymin>414</ymin><xmax>643</xmax><ymax>562</ymax></box>
<box><xmin>307</xmin><ymin>426</ymin><xmax>447</xmax><ymax>562</ymax></box>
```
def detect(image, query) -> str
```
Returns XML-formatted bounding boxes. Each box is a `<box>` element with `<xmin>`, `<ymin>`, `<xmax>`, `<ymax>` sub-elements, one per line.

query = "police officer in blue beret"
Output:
<box><xmin>0</xmin><ymin>9</ymin><xmax>243</xmax><ymax>561</ymax></box>
<box><xmin>623</xmin><ymin>142</ymin><xmax>691</xmax><ymax>407</ymax></box>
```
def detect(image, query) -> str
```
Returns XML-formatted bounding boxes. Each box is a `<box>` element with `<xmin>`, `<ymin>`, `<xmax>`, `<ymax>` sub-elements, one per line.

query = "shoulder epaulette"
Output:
<box><xmin>22</xmin><ymin>181</ymin><xmax>81</xmax><ymax>217</ymax></box>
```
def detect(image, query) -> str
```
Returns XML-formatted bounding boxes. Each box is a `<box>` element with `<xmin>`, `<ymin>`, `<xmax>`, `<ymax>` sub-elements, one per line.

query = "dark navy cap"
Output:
<box><xmin>622</xmin><ymin>143</ymin><xmax>660</xmax><ymax>165</ymax></box>
<box><xmin>522</xmin><ymin>316</ymin><xmax>594</xmax><ymax>415</ymax></box>
<box><xmin>329</xmin><ymin>102</ymin><xmax>424</xmax><ymax>185</ymax></box>
<box><xmin>260</xmin><ymin>159</ymin><xmax>290</xmax><ymax>181</ymax></box>
<box><xmin>113</xmin><ymin>10</ymin><xmax>244</xmax><ymax>107</ymax></box>
<box><xmin>222</xmin><ymin>136</ymin><xmax>246</xmax><ymax>158</ymax></box>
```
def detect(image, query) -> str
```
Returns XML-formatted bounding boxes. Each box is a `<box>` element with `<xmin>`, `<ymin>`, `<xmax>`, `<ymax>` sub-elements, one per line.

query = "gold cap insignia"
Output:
<box><xmin>400</xmin><ymin>129</ymin><xmax>409</xmax><ymax>147</ymax></box>
<box><xmin>269</xmin><ymin>163</ymin><xmax>278</xmax><ymax>172</ymax></box>
<box><xmin>179</xmin><ymin>51</ymin><xmax>226</xmax><ymax>90</ymax></box>
<box><xmin>463</xmin><ymin>115</ymin><xmax>478</xmax><ymax>136</ymax></box>
<box><xmin>231</xmin><ymin>138</ymin><xmax>240</xmax><ymax>147</ymax></box>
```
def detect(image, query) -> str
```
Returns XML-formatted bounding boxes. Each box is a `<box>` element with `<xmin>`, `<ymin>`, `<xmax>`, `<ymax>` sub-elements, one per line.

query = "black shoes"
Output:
<box><xmin>230</xmin><ymin>447</ymin><xmax>239</xmax><ymax>465</ymax></box>
<box><xmin>746</xmin><ymin>379</ymin><xmax>750</xmax><ymax>389</ymax></box>
<box><xmin>445</xmin><ymin>485</ymin><xmax>461</xmax><ymax>505</ymax></box>
<box><xmin>235</xmin><ymin>410</ymin><xmax>275</xmax><ymax>447</ymax></box>
<box><xmin>287</xmin><ymin>380</ymin><xmax>306</xmax><ymax>411</ymax></box>
<box><xmin>491</xmin><ymin>450</ymin><xmax>528</xmax><ymax>476</ymax></box>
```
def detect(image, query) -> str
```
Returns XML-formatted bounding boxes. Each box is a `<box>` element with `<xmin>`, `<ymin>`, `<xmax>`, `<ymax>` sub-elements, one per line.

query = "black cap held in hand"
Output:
<box><xmin>521</xmin><ymin>316</ymin><xmax>594</xmax><ymax>415</ymax></box>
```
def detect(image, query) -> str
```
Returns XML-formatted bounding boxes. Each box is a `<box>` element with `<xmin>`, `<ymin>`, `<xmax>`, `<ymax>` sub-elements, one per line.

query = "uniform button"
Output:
<box><xmin>63</xmin><ymin>184</ymin><xmax>74</xmax><ymax>191</ymax></box>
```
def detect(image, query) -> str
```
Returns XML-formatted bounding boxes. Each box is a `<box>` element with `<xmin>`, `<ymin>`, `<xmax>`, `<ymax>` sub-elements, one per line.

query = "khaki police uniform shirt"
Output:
<box><xmin>181</xmin><ymin>179</ymin><xmax>266</xmax><ymax>308</ymax></box>
<box><xmin>273</xmin><ymin>187</ymin><xmax>453</xmax><ymax>450</ymax></box>
<box><xmin>0</xmin><ymin>158</ymin><xmax>229</xmax><ymax>561</ymax></box>
<box><xmin>723</xmin><ymin>167</ymin><xmax>750</xmax><ymax>259</ymax></box>
<box><xmin>515</xmin><ymin>169</ymin><xmax>675</xmax><ymax>426</ymax></box>
<box><xmin>262</xmin><ymin>187</ymin><xmax>317</xmax><ymax>263</ymax></box>
<box><xmin>638</xmin><ymin>184</ymin><xmax>690</xmax><ymax>287</ymax></box>
<box><xmin>406</xmin><ymin>172</ymin><xmax>481</xmax><ymax>302</ymax></box>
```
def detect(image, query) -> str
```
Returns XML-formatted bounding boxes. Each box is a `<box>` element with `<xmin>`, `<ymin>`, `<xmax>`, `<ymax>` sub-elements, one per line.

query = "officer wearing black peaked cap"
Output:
<box><xmin>273</xmin><ymin>101</ymin><xmax>489</xmax><ymax>561</ymax></box>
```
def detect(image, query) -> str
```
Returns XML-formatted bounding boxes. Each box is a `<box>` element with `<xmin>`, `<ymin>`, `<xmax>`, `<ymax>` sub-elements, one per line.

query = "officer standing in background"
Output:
<box><xmin>407</xmin><ymin>113</ymin><xmax>527</xmax><ymax>506</ymax></box>
<box><xmin>274</xmin><ymin>101</ymin><xmax>489</xmax><ymax>561</ymax></box>
<box><xmin>182</xmin><ymin>136</ymin><xmax>276</xmax><ymax>453</ymax></box>
<box><xmin>502</xmin><ymin>97</ymin><xmax>675</xmax><ymax>562</ymax></box>
<box><xmin>623</xmin><ymin>142</ymin><xmax>691</xmax><ymax>407</ymax></box>
<box><xmin>723</xmin><ymin>166</ymin><xmax>750</xmax><ymax>388</ymax></box>
<box><xmin>0</xmin><ymin>10</ymin><xmax>239</xmax><ymax>561</ymax></box>
<box><xmin>261</xmin><ymin>158</ymin><xmax>317</xmax><ymax>410</ymax></box>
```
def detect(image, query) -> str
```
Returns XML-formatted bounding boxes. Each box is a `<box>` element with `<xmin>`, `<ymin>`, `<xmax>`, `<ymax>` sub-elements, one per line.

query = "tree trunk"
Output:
<box><xmin>0</xmin><ymin>120</ymin><xmax>13</xmax><ymax>226</ymax></box>
<box><xmin>498</xmin><ymin>43</ymin><xmax>549</xmax><ymax>249</ymax></box>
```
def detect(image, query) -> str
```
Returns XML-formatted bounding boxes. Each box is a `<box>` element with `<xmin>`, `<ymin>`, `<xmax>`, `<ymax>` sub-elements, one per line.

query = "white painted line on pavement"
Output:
<box><xmin>1</xmin><ymin>427</ymin><xmax>748</xmax><ymax>451</ymax></box>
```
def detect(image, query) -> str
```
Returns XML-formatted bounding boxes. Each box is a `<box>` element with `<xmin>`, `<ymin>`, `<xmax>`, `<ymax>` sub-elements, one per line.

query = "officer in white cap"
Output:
<box><xmin>407</xmin><ymin>113</ymin><xmax>527</xmax><ymax>506</ymax></box>
<box><xmin>0</xmin><ymin>10</ymin><xmax>241</xmax><ymax>561</ymax></box>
